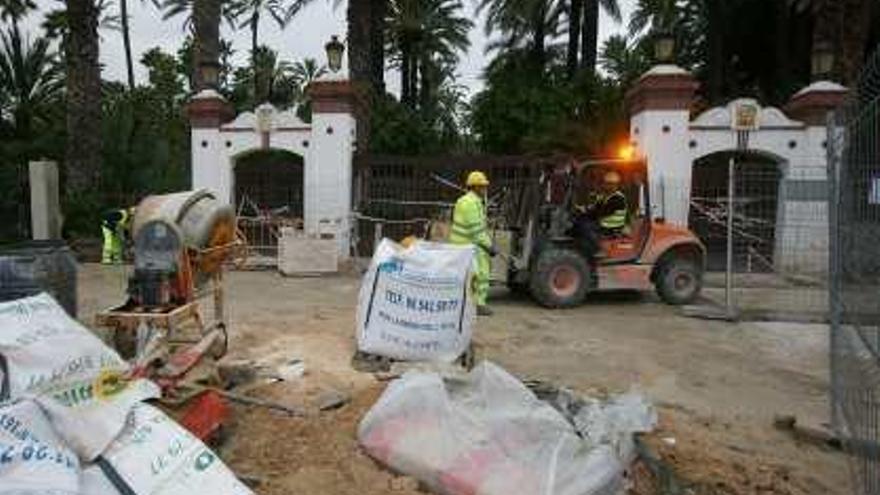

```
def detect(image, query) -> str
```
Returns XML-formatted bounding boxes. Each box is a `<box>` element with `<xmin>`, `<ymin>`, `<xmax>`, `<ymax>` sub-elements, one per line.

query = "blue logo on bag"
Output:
<box><xmin>378</xmin><ymin>259</ymin><xmax>404</xmax><ymax>274</ymax></box>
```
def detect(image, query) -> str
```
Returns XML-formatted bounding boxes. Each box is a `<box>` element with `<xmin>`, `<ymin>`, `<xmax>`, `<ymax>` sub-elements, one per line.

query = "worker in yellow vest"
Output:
<box><xmin>449</xmin><ymin>171</ymin><xmax>496</xmax><ymax>316</ymax></box>
<box><xmin>101</xmin><ymin>207</ymin><xmax>133</xmax><ymax>264</ymax></box>
<box><xmin>573</xmin><ymin>170</ymin><xmax>628</xmax><ymax>257</ymax></box>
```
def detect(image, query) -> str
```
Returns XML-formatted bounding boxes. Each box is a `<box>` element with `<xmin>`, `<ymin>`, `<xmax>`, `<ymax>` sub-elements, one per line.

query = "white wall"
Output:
<box><xmin>306</xmin><ymin>112</ymin><xmax>356</xmax><ymax>256</ymax></box>
<box><xmin>632</xmin><ymin>98</ymin><xmax>832</xmax><ymax>276</ymax></box>
<box><xmin>631</xmin><ymin>109</ymin><xmax>693</xmax><ymax>225</ymax></box>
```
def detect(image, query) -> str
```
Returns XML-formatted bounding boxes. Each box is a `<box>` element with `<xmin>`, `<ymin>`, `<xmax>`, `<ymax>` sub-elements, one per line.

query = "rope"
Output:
<box><xmin>351</xmin><ymin>212</ymin><xmax>435</xmax><ymax>225</ymax></box>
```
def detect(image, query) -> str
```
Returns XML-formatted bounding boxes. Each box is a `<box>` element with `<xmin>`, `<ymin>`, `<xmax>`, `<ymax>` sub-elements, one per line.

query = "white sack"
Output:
<box><xmin>97</xmin><ymin>403</ymin><xmax>252</xmax><ymax>495</ymax></box>
<box><xmin>356</xmin><ymin>239</ymin><xmax>475</xmax><ymax>362</ymax></box>
<box><xmin>0</xmin><ymin>399</ymin><xmax>80</xmax><ymax>495</ymax></box>
<box><xmin>358</xmin><ymin>361</ymin><xmax>656</xmax><ymax>495</ymax></box>
<box><xmin>0</xmin><ymin>294</ymin><xmax>159</xmax><ymax>461</ymax></box>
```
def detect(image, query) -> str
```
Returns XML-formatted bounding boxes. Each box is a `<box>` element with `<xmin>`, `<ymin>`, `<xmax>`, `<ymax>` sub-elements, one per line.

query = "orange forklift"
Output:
<box><xmin>496</xmin><ymin>158</ymin><xmax>706</xmax><ymax>308</ymax></box>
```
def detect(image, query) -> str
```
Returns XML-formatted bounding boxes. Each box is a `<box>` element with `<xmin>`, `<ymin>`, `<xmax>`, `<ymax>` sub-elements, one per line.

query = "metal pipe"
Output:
<box><xmin>726</xmin><ymin>155</ymin><xmax>735</xmax><ymax>316</ymax></box>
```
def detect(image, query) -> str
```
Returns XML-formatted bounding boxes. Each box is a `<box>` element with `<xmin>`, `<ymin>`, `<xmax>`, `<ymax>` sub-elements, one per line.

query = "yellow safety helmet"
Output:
<box><xmin>466</xmin><ymin>171</ymin><xmax>490</xmax><ymax>187</ymax></box>
<box><xmin>603</xmin><ymin>170</ymin><xmax>622</xmax><ymax>185</ymax></box>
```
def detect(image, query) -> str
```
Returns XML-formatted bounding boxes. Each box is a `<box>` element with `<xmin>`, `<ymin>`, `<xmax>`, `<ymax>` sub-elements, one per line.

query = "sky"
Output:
<box><xmin>19</xmin><ymin>0</ymin><xmax>637</xmax><ymax>97</ymax></box>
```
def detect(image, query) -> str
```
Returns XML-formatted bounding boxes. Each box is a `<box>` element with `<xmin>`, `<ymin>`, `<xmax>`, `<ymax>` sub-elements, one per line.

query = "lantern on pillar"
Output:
<box><xmin>653</xmin><ymin>31</ymin><xmax>676</xmax><ymax>64</ymax></box>
<box><xmin>325</xmin><ymin>35</ymin><xmax>345</xmax><ymax>73</ymax></box>
<box><xmin>811</xmin><ymin>39</ymin><xmax>835</xmax><ymax>81</ymax></box>
<box><xmin>198</xmin><ymin>60</ymin><xmax>221</xmax><ymax>89</ymax></box>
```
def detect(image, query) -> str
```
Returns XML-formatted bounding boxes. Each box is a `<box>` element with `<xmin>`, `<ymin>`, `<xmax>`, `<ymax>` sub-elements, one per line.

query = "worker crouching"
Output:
<box><xmin>448</xmin><ymin>171</ymin><xmax>497</xmax><ymax>316</ymax></box>
<box><xmin>101</xmin><ymin>207</ymin><xmax>133</xmax><ymax>264</ymax></box>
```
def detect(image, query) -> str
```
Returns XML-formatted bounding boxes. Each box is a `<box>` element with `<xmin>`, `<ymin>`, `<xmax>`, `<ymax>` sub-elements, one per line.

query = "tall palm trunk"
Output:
<box><xmin>773</xmin><ymin>0</ymin><xmax>791</xmax><ymax>102</ymax></box>
<box><xmin>838</xmin><ymin>0</ymin><xmax>873</xmax><ymax>84</ymax></box>
<box><xmin>704</xmin><ymin>0</ymin><xmax>725</xmax><ymax>103</ymax></box>
<box><xmin>531</xmin><ymin>2</ymin><xmax>547</xmax><ymax>66</ymax></box>
<box><xmin>120</xmin><ymin>0</ymin><xmax>135</xmax><ymax>89</ymax></box>
<box><xmin>251</xmin><ymin>12</ymin><xmax>259</xmax><ymax>55</ymax></box>
<box><xmin>64</xmin><ymin>0</ymin><xmax>102</xmax><ymax>196</ymax></box>
<box><xmin>347</xmin><ymin>0</ymin><xmax>372</xmax><ymax>84</ymax></box>
<box><xmin>408</xmin><ymin>53</ymin><xmax>418</xmax><ymax>107</ymax></box>
<box><xmin>566</xmin><ymin>0</ymin><xmax>582</xmax><ymax>78</ymax></box>
<box><xmin>192</xmin><ymin>0</ymin><xmax>221</xmax><ymax>91</ymax></box>
<box><xmin>370</xmin><ymin>0</ymin><xmax>387</xmax><ymax>92</ymax></box>
<box><xmin>400</xmin><ymin>41</ymin><xmax>411</xmax><ymax>105</ymax></box>
<box><xmin>580</xmin><ymin>0</ymin><xmax>598</xmax><ymax>72</ymax></box>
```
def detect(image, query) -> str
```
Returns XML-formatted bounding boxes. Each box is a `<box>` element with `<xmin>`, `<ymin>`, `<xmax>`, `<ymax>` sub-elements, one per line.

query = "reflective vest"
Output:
<box><xmin>448</xmin><ymin>191</ymin><xmax>491</xmax><ymax>250</ymax></box>
<box><xmin>598</xmin><ymin>191</ymin><xmax>628</xmax><ymax>230</ymax></box>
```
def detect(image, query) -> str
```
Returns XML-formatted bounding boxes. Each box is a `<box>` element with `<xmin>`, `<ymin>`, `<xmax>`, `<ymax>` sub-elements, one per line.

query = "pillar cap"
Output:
<box><xmin>186</xmin><ymin>90</ymin><xmax>233</xmax><ymax>129</ymax></box>
<box><xmin>785</xmin><ymin>81</ymin><xmax>849</xmax><ymax>126</ymax></box>
<box><xmin>626</xmin><ymin>64</ymin><xmax>699</xmax><ymax>115</ymax></box>
<box><xmin>307</xmin><ymin>79</ymin><xmax>368</xmax><ymax>115</ymax></box>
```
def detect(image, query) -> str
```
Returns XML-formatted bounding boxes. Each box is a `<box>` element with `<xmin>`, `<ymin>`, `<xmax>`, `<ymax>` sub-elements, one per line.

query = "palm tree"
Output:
<box><xmin>386</xmin><ymin>0</ymin><xmax>471</xmax><ymax>108</ymax></box>
<box><xmin>228</xmin><ymin>0</ymin><xmax>312</xmax><ymax>58</ymax></box>
<box><xmin>566</xmin><ymin>0</ymin><xmax>582</xmax><ymax>77</ymax></box>
<box><xmin>64</xmin><ymin>0</ymin><xmax>103</xmax><ymax>196</ymax></box>
<box><xmin>290</xmin><ymin>57</ymin><xmax>327</xmax><ymax>89</ymax></box>
<box><xmin>342</xmin><ymin>0</ymin><xmax>388</xmax><ymax>91</ymax></box>
<box><xmin>43</xmin><ymin>0</ymin><xmax>121</xmax><ymax>45</ymax></box>
<box><xmin>791</xmin><ymin>0</ymin><xmax>874</xmax><ymax>85</ymax></box>
<box><xmin>480</xmin><ymin>0</ymin><xmax>564</xmax><ymax>68</ymax></box>
<box><xmin>580</xmin><ymin>0</ymin><xmax>621</xmax><ymax>72</ymax></box>
<box><xmin>599</xmin><ymin>34</ymin><xmax>650</xmax><ymax>87</ymax></box>
<box><xmin>0</xmin><ymin>25</ymin><xmax>63</xmax><ymax>140</ymax></box>
<box><xmin>0</xmin><ymin>0</ymin><xmax>36</xmax><ymax>26</ymax></box>
<box><xmin>628</xmin><ymin>0</ymin><xmax>677</xmax><ymax>37</ymax></box>
<box><xmin>229</xmin><ymin>46</ymin><xmax>298</xmax><ymax>108</ymax></box>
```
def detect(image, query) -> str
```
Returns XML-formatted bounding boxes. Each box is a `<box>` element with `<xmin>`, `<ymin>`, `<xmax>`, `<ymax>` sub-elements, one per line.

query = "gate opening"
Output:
<box><xmin>233</xmin><ymin>149</ymin><xmax>304</xmax><ymax>261</ymax></box>
<box><xmin>689</xmin><ymin>151</ymin><xmax>783</xmax><ymax>272</ymax></box>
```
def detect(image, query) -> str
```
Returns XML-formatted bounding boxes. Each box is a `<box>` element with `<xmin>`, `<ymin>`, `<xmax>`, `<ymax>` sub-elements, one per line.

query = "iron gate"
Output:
<box><xmin>352</xmin><ymin>154</ymin><xmax>559</xmax><ymax>257</ymax></box>
<box><xmin>829</xmin><ymin>48</ymin><xmax>880</xmax><ymax>494</ymax></box>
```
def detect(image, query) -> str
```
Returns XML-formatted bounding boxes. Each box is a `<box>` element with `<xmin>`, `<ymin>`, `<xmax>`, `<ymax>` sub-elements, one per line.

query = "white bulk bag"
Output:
<box><xmin>0</xmin><ymin>399</ymin><xmax>80</xmax><ymax>495</ymax></box>
<box><xmin>356</xmin><ymin>239</ymin><xmax>475</xmax><ymax>362</ymax></box>
<box><xmin>97</xmin><ymin>403</ymin><xmax>252</xmax><ymax>495</ymax></box>
<box><xmin>0</xmin><ymin>294</ymin><xmax>159</xmax><ymax>461</ymax></box>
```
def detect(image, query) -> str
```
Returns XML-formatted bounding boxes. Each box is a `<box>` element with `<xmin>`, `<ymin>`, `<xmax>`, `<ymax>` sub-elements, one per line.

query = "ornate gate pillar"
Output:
<box><xmin>626</xmin><ymin>65</ymin><xmax>699</xmax><ymax>225</ymax></box>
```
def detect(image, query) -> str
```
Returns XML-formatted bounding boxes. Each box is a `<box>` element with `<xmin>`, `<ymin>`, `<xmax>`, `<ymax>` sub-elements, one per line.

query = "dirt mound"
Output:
<box><xmin>219</xmin><ymin>377</ymin><xmax>422</xmax><ymax>495</ymax></box>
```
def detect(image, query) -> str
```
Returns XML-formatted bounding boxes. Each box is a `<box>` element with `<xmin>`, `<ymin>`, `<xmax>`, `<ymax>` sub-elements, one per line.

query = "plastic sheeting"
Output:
<box><xmin>358</xmin><ymin>361</ymin><xmax>656</xmax><ymax>495</ymax></box>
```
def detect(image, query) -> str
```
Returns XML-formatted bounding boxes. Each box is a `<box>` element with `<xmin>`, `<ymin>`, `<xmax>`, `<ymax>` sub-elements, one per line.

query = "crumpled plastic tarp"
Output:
<box><xmin>358</xmin><ymin>361</ymin><xmax>656</xmax><ymax>495</ymax></box>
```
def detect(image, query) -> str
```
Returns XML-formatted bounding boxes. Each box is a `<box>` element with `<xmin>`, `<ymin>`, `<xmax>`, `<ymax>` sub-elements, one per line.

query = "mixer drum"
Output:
<box><xmin>133</xmin><ymin>190</ymin><xmax>236</xmax><ymax>275</ymax></box>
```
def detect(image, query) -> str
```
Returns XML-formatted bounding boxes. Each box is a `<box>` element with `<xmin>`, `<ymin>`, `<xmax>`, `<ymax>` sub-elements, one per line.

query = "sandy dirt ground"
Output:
<box><xmin>78</xmin><ymin>264</ymin><xmax>849</xmax><ymax>494</ymax></box>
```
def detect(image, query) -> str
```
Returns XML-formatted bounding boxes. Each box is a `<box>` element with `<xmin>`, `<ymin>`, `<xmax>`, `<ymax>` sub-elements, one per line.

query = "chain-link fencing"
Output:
<box><xmin>829</xmin><ymin>48</ymin><xmax>880</xmax><ymax>495</ymax></box>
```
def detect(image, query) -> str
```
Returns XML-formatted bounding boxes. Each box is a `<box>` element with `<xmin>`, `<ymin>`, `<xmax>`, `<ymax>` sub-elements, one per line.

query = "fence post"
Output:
<box><xmin>28</xmin><ymin>160</ymin><xmax>62</xmax><ymax>240</ymax></box>
<box><xmin>725</xmin><ymin>156</ymin><xmax>735</xmax><ymax>316</ymax></box>
<box><xmin>827</xmin><ymin>110</ymin><xmax>842</xmax><ymax>432</ymax></box>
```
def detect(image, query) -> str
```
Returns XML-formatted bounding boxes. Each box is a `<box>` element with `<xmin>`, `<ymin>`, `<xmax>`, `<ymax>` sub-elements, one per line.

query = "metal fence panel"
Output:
<box><xmin>352</xmin><ymin>155</ymin><xmax>556</xmax><ymax>257</ymax></box>
<box><xmin>829</xmin><ymin>48</ymin><xmax>880</xmax><ymax>494</ymax></box>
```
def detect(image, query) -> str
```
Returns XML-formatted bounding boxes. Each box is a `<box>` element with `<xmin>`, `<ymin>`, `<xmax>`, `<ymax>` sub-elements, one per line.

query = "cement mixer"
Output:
<box><xmin>127</xmin><ymin>190</ymin><xmax>238</xmax><ymax>306</ymax></box>
<box><xmin>96</xmin><ymin>190</ymin><xmax>245</xmax><ymax>427</ymax></box>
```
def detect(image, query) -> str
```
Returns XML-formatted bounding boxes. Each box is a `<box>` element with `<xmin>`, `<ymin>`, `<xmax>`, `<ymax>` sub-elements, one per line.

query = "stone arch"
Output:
<box><xmin>688</xmin><ymin>149</ymin><xmax>787</xmax><ymax>272</ymax></box>
<box><xmin>232</xmin><ymin>148</ymin><xmax>305</xmax><ymax>219</ymax></box>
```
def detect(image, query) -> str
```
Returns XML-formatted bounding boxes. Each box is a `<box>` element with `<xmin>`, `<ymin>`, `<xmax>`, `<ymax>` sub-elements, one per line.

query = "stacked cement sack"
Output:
<box><xmin>0</xmin><ymin>293</ymin><xmax>252</xmax><ymax>494</ymax></box>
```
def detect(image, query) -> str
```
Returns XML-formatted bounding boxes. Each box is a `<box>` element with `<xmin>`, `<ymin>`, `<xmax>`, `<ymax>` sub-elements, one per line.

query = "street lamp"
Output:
<box><xmin>812</xmin><ymin>39</ymin><xmax>835</xmax><ymax>81</ymax></box>
<box><xmin>653</xmin><ymin>31</ymin><xmax>676</xmax><ymax>64</ymax></box>
<box><xmin>325</xmin><ymin>35</ymin><xmax>345</xmax><ymax>73</ymax></box>
<box><xmin>198</xmin><ymin>60</ymin><xmax>221</xmax><ymax>90</ymax></box>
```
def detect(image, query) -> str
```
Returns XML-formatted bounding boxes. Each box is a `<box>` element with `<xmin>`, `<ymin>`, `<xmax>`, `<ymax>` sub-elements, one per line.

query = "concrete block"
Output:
<box><xmin>29</xmin><ymin>160</ymin><xmax>61</xmax><ymax>239</ymax></box>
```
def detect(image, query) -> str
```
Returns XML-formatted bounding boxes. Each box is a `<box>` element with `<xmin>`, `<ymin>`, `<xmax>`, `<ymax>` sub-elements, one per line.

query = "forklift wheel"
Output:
<box><xmin>529</xmin><ymin>249</ymin><xmax>590</xmax><ymax>308</ymax></box>
<box><xmin>655</xmin><ymin>256</ymin><xmax>703</xmax><ymax>305</ymax></box>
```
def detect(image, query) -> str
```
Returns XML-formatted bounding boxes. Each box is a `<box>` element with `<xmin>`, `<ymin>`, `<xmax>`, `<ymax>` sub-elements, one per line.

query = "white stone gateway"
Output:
<box><xmin>627</xmin><ymin>65</ymin><xmax>848</xmax><ymax>275</ymax></box>
<box><xmin>187</xmin><ymin>76</ymin><xmax>362</xmax><ymax>259</ymax></box>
